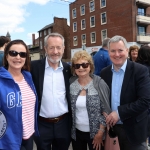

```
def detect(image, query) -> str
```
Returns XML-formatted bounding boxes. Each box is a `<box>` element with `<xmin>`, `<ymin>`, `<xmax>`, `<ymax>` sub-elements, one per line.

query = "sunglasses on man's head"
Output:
<box><xmin>8</xmin><ymin>50</ymin><xmax>27</xmax><ymax>58</ymax></box>
<box><xmin>73</xmin><ymin>63</ymin><xmax>90</xmax><ymax>69</ymax></box>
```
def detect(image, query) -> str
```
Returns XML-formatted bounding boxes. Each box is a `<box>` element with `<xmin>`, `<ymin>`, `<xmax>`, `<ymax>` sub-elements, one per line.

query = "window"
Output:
<box><xmin>101</xmin><ymin>12</ymin><xmax>107</xmax><ymax>24</ymax></box>
<box><xmin>81</xmin><ymin>34</ymin><xmax>86</xmax><ymax>44</ymax></box>
<box><xmin>101</xmin><ymin>29</ymin><xmax>107</xmax><ymax>41</ymax></box>
<box><xmin>138</xmin><ymin>26</ymin><xmax>146</xmax><ymax>35</ymax></box>
<box><xmin>91</xmin><ymin>32</ymin><xmax>96</xmax><ymax>43</ymax></box>
<box><xmin>73</xmin><ymin>36</ymin><xmax>78</xmax><ymax>46</ymax></box>
<box><xmin>81</xmin><ymin>19</ymin><xmax>86</xmax><ymax>30</ymax></box>
<box><xmin>40</xmin><ymin>40</ymin><xmax>42</xmax><ymax>49</ymax></box>
<box><xmin>48</xmin><ymin>28</ymin><xmax>51</xmax><ymax>34</ymax></box>
<box><xmin>90</xmin><ymin>16</ymin><xmax>95</xmax><ymax>27</ymax></box>
<box><xmin>40</xmin><ymin>32</ymin><xmax>42</xmax><ymax>37</ymax></box>
<box><xmin>80</xmin><ymin>5</ymin><xmax>85</xmax><ymax>16</ymax></box>
<box><xmin>73</xmin><ymin>22</ymin><xmax>77</xmax><ymax>32</ymax></box>
<box><xmin>138</xmin><ymin>7</ymin><xmax>145</xmax><ymax>16</ymax></box>
<box><xmin>44</xmin><ymin>30</ymin><xmax>46</xmax><ymax>36</ymax></box>
<box><xmin>89</xmin><ymin>1</ymin><xmax>95</xmax><ymax>12</ymax></box>
<box><xmin>72</xmin><ymin>9</ymin><xmax>77</xmax><ymax>19</ymax></box>
<box><xmin>100</xmin><ymin>0</ymin><xmax>106</xmax><ymax>8</ymax></box>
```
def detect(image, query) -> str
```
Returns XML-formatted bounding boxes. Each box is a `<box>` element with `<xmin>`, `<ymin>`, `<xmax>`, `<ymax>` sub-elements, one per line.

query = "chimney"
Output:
<box><xmin>32</xmin><ymin>34</ymin><xmax>35</xmax><ymax>46</ymax></box>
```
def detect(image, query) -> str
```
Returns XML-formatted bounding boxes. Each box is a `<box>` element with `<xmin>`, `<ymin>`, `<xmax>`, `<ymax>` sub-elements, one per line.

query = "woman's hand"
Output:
<box><xmin>92</xmin><ymin>131</ymin><xmax>104</xmax><ymax>150</ymax></box>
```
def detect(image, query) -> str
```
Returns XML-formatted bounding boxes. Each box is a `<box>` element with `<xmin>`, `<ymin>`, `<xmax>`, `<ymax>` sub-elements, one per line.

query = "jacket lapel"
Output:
<box><xmin>120</xmin><ymin>60</ymin><xmax>133</xmax><ymax>104</ymax></box>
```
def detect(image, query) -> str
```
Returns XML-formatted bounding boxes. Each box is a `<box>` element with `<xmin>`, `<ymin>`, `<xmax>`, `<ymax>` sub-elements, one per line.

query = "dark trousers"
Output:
<box><xmin>72</xmin><ymin>129</ymin><xmax>104</xmax><ymax>150</ymax></box>
<box><xmin>35</xmin><ymin>113</ymin><xmax>71</xmax><ymax>150</ymax></box>
<box><xmin>21</xmin><ymin>134</ymin><xmax>33</xmax><ymax>150</ymax></box>
<box><xmin>114</xmin><ymin>124</ymin><xmax>147</xmax><ymax>150</ymax></box>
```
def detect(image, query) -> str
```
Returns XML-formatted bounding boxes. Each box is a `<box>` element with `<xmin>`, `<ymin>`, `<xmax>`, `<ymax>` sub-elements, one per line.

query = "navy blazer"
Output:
<box><xmin>100</xmin><ymin>60</ymin><xmax>150</xmax><ymax>144</ymax></box>
<box><xmin>30</xmin><ymin>58</ymin><xmax>72</xmax><ymax>114</ymax></box>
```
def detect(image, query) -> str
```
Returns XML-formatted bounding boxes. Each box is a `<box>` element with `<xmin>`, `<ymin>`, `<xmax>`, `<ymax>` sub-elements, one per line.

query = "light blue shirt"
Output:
<box><xmin>111</xmin><ymin>59</ymin><xmax>127</xmax><ymax>124</ymax></box>
<box><xmin>40</xmin><ymin>57</ymin><xmax>68</xmax><ymax>118</ymax></box>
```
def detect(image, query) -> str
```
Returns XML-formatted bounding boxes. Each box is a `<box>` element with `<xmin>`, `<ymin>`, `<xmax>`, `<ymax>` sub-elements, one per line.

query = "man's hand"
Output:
<box><xmin>106</xmin><ymin>111</ymin><xmax>119</xmax><ymax>126</ymax></box>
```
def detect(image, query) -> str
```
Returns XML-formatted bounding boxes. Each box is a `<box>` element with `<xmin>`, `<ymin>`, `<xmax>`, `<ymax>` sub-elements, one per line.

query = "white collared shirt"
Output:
<box><xmin>39</xmin><ymin>57</ymin><xmax>68</xmax><ymax>118</ymax></box>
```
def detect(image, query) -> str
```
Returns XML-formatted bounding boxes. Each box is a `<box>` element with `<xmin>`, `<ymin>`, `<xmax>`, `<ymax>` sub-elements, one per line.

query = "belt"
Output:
<box><xmin>39</xmin><ymin>113</ymin><xmax>67</xmax><ymax>123</ymax></box>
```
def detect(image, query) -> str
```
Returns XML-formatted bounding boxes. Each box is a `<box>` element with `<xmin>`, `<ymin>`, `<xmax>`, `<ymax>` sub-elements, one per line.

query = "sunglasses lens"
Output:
<box><xmin>8</xmin><ymin>51</ymin><xmax>26</xmax><ymax>58</ymax></box>
<box><xmin>20</xmin><ymin>52</ymin><xmax>26</xmax><ymax>58</ymax></box>
<box><xmin>82</xmin><ymin>63</ymin><xmax>89</xmax><ymax>68</ymax></box>
<box><xmin>74</xmin><ymin>63</ymin><xmax>89</xmax><ymax>69</ymax></box>
<box><xmin>74</xmin><ymin>64</ymin><xmax>80</xmax><ymax>69</ymax></box>
<box><xmin>9</xmin><ymin>51</ymin><xmax>18</xmax><ymax>57</ymax></box>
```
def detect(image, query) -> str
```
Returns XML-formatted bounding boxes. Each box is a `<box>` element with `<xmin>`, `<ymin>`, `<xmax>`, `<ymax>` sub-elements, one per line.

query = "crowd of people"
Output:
<box><xmin>0</xmin><ymin>33</ymin><xmax>150</xmax><ymax>150</ymax></box>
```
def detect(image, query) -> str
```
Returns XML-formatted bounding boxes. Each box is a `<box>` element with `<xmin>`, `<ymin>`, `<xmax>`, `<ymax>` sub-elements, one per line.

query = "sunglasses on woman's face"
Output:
<box><xmin>73</xmin><ymin>63</ymin><xmax>90</xmax><ymax>69</ymax></box>
<box><xmin>8</xmin><ymin>50</ymin><xmax>27</xmax><ymax>58</ymax></box>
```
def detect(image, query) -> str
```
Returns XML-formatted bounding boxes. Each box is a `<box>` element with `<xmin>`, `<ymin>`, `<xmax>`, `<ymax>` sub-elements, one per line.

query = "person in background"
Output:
<box><xmin>0</xmin><ymin>40</ymin><xmax>39</xmax><ymax>150</ymax></box>
<box><xmin>93</xmin><ymin>38</ymin><xmax>112</xmax><ymax>76</ymax></box>
<box><xmin>136</xmin><ymin>45</ymin><xmax>150</xmax><ymax>149</ymax></box>
<box><xmin>70</xmin><ymin>50</ymin><xmax>111</xmax><ymax>150</ymax></box>
<box><xmin>0</xmin><ymin>36</ymin><xmax>10</xmax><ymax>66</ymax></box>
<box><xmin>128</xmin><ymin>45</ymin><xmax>139</xmax><ymax>61</ymax></box>
<box><xmin>31</xmin><ymin>33</ymin><xmax>72</xmax><ymax>150</ymax></box>
<box><xmin>100</xmin><ymin>35</ymin><xmax>150</xmax><ymax>150</ymax></box>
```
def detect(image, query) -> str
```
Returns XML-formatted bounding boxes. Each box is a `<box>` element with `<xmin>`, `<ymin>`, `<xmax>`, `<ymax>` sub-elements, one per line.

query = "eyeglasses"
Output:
<box><xmin>8</xmin><ymin>50</ymin><xmax>27</xmax><ymax>58</ymax></box>
<box><xmin>73</xmin><ymin>63</ymin><xmax>90</xmax><ymax>69</ymax></box>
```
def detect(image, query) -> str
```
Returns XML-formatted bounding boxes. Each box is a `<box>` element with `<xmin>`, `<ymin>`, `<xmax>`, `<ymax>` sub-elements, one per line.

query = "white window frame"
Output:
<box><xmin>81</xmin><ymin>34</ymin><xmax>86</xmax><ymax>44</ymax></box>
<box><xmin>81</xmin><ymin>19</ymin><xmax>86</xmax><ymax>30</ymax></box>
<box><xmin>101</xmin><ymin>29</ymin><xmax>107</xmax><ymax>41</ymax></box>
<box><xmin>90</xmin><ymin>16</ymin><xmax>95</xmax><ymax>27</ymax></box>
<box><xmin>80</xmin><ymin>4</ymin><xmax>85</xmax><ymax>16</ymax></box>
<box><xmin>91</xmin><ymin>32</ymin><xmax>96</xmax><ymax>43</ymax></box>
<box><xmin>48</xmin><ymin>28</ymin><xmax>51</xmax><ymax>34</ymax></box>
<box><xmin>40</xmin><ymin>40</ymin><xmax>42</xmax><ymax>49</ymax></box>
<box><xmin>40</xmin><ymin>32</ymin><xmax>42</xmax><ymax>37</ymax></box>
<box><xmin>100</xmin><ymin>0</ymin><xmax>106</xmax><ymax>8</ymax></box>
<box><xmin>89</xmin><ymin>1</ymin><xmax>95</xmax><ymax>12</ymax></box>
<box><xmin>73</xmin><ymin>22</ymin><xmax>77</xmax><ymax>32</ymax></box>
<box><xmin>101</xmin><ymin>12</ymin><xmax>107</xmax><ymax>25</ymax></box>
<box><xmin>73</xmin><ymin>36</ymin><xmax>78</xmax><ymax>46</ymax></box>
<box><xmin>44</xmin><ymin>30</ymin><xmax>46</xmax><ymax>36</ymax></box>
<box><xmin>72</xmin><ymin>8</ymin><xmax>77</xmax><ymax>19</ymax></box>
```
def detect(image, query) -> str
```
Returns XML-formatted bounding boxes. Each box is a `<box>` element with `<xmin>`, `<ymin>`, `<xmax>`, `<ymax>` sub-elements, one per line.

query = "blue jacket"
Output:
<box><xmin>93</xmin><ymin>48</ymin><xmax>112</xmax><ymax>76</ymax></box>
<box><xmin>0</xmin><ymin>67</ymin><xmax>39</xmax><ymax>150</ymax></box>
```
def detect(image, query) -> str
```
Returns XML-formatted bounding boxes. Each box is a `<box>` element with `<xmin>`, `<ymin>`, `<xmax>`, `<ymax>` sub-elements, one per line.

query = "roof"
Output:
<box><xmin>38</xmin><ymin>23</ymin><xmax>54</xmax><ymax>32</ymax></box>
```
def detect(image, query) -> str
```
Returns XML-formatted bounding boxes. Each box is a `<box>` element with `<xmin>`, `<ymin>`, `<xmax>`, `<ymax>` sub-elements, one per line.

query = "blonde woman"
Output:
<box><xmin>70</xmin><ymin>50</ymin><xmax>111</xmax><ymax>150</ymax></box>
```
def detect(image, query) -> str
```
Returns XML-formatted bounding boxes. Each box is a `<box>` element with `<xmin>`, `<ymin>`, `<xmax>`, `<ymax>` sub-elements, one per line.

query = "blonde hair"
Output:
<box><xmin>71</xmin><ymin>50</ymin><xmax>94</xmax><ymax>76</ymax></box>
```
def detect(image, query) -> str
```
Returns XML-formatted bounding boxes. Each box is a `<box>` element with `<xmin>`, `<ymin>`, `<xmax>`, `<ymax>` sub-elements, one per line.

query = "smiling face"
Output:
<box><xmin>74</xmin><ymin>59</ymin><xmax>91</xmax><ymax>78</ymax></box>
<box><xmin>45</xmin><ymin>36</ymin><xmax>64</xmax><ymax>68</ymax></box>
<box><xmin>108</xmin><ymin>40</ymin><xmax>128</xmax><ymax>71</ymax></box>
<box><xmin>6</xmin><ymin>44</ymin><xmax>26</xmax><ymax>72</ymax></box>
<box><xmin>131</xmin><ymin>49</ymin><xmax>138</xmax><ymax>60</ymax></box>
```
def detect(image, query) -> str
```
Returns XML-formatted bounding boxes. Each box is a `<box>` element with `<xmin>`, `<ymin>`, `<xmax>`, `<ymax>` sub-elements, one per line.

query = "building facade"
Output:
<box><xmin>69</xmin><ymin>0</ymin><xmax>150</xmax><ymax>56</ymax></box>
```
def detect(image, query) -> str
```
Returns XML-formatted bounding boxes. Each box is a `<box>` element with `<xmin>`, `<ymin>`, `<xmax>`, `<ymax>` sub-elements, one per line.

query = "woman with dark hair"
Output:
<box><xmin>129</xmin><ymin>45</ymin><xmax>139</xmax><ymax>61</ymax></box>
<box><xmin>0</xmin><ymin>40</ymin><xmax>39</xmax><ymax>150</ymax></box>
<box><xmin>136</xmin><ymin>45</ymin><xmax>150</xmax><ymax>149</ymax></box>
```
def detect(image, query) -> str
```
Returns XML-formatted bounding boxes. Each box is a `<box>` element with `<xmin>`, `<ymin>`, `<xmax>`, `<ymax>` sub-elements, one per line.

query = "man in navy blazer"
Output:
<box><xmin>31</xmin><ymin>33</ymin><xmax>72</xmax><ymax>150</ymax></box>
<box><xmin>100</xmin><ymin>35</ymin><xmax>150</xmax><ymax>150</ymax></box>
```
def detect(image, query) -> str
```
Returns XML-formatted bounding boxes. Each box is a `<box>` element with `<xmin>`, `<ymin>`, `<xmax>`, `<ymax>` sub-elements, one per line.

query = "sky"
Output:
<box><xmin>0</xmin><ymin>0</ymin><xmax>75</xmax><ymax>45</ymax></box>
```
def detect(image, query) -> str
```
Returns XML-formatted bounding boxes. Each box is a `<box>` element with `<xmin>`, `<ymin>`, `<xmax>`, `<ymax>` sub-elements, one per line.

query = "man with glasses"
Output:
<box><xmin>100</xmin><ymin>35</ymin><xmax>150</xmax><ymax>150</ymax></box>
<box><xmin>31</xmin><ymin>33</ymin><xmax>72</xmax><ymax>150</ymax></box>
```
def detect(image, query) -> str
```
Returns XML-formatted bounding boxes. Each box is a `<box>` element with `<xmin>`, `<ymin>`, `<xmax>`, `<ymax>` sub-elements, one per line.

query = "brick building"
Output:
<box><xmin>69</xmin><ymin>0</ymin><xmax>150</xmax><ymax>56</ymax></box>
<box><xmin>38</xmin><ymin>17</ymin><xmax>70</xmax><ymax>61</ymax></box>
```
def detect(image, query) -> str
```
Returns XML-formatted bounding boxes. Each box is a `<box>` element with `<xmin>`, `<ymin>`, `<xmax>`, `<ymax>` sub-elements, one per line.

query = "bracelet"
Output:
<box><xmin>99</xmin><ymin>128</ymin><xmax>105</xmax><ymax>133</ymax></box>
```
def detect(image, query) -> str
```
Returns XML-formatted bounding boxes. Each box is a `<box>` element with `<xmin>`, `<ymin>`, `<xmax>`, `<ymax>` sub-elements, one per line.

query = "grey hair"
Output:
<box><xmin>102</xmin><ymin>38</ymin><xmax>110</xmax><ymax>48</ymax></box>
<box><xmin>108</xmin><ymin>35</ymin><xmax>128</xmax><ymax>49</ymax></box>
<box><xmin>44</xmin><ymin>32</ymin><xmax>65</xmax><ymax>48</ymax></box>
